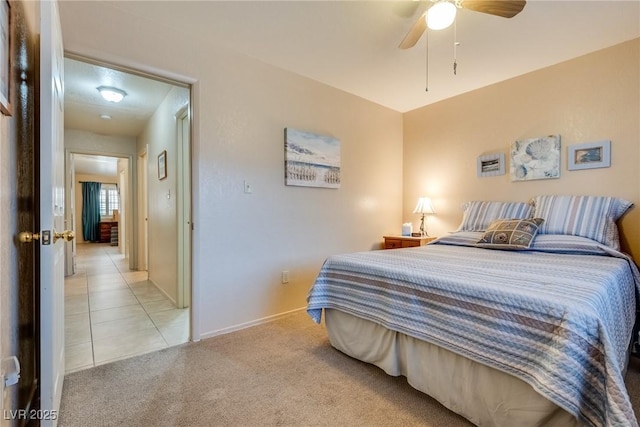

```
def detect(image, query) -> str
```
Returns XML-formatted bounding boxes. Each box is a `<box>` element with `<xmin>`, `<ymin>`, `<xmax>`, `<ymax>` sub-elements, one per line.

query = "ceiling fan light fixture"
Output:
<box><xmin>426</xmin><ymin>1</ymin><xmax>457</xmax><ymax>30</ymax></box>
<box><xmin>97</xmin><ymin>86</ymin><xmax>127</xmax><ymax>103</ymax></box>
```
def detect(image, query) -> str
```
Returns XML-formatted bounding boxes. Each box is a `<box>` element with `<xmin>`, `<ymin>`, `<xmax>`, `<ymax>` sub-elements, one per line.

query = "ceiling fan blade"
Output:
<box><xmin>399</xmin><ymin>11</ymin><xmax>427</xmax><ymax>49</ymax></box>
<box><xmin>461</xmin><ymin>0</ymin><xmax>526</xmax><ymax>18</ymax></box>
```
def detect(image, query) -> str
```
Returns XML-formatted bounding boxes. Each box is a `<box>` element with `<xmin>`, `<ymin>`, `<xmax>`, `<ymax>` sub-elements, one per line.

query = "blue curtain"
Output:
<box><xmin>82</xmin><ymin>182</ymin><xmax>102</xmax><ymax>242</ymax></box>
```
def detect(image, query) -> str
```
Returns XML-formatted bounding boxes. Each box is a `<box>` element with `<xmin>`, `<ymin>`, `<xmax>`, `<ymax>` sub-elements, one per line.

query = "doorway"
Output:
<box><xmin>63</xmin><ymin>56</ymin><xmax>193</xmax><ymax>372</ymax></box>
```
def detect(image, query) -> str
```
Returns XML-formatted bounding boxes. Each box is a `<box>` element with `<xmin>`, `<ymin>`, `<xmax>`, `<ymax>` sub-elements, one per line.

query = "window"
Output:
<box><xmin>100</xmin><ymin>184</ymin><xmax>119</xmax><ymax>218</ymax></box>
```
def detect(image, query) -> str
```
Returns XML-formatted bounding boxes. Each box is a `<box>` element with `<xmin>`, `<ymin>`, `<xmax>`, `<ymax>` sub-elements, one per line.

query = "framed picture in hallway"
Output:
<box><xmin>0</xmin><ymin>0</ymin><xmax>11</xmax><ymax>116</ymax></box>
<box><xmin>158</xmin><ymin>150</ymin><xmax>167</xmax><ymax>180</ymax></box>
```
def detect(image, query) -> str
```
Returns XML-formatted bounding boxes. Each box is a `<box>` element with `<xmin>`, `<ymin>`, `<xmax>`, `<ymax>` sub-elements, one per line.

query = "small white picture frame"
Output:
<box><xmin>477</xmin><ymin>153</ymin><xmax>505</xmax><ymax>177</ymax></box>
<box><xmin>568</xmin><ymin>140</ymin><xmax>611</xmax><ymax>171</ymax></box>
<box><xmin>158</xmin><ymin>150</ymin><xmax>167</xmax><ymax>180</ymax></box>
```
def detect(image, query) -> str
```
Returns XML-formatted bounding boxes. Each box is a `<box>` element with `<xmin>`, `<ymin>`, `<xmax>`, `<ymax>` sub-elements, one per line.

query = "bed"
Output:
<box><xmin>307</xmin><ymin>196</ymin><xmax>639</xmax><ymax>427</ymax></box>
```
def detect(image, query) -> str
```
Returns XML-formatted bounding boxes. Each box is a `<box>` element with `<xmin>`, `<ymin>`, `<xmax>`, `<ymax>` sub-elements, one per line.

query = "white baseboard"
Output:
<box><xmin>147</xmin><ymin>276</ymin><xmax>178</xmax><ymax>306</ymax></box>
<box><xmin>199</xmin><ymin>307</ymin><xmax>307</xmax><ymax>340</ymax></box>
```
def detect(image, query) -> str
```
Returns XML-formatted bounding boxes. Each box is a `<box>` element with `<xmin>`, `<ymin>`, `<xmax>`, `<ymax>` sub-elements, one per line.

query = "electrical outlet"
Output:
<box><xmin>281</xmin><ymin>270</ymin><xmax>290</xmax><ymax>284</ymax></box>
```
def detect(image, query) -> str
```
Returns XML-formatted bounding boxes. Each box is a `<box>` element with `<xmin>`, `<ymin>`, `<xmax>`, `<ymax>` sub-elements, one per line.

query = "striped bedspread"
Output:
<box><xmin>307</xmin><ymin>233</ymin><xmax>640</xmax><ymax>427</ymax></box>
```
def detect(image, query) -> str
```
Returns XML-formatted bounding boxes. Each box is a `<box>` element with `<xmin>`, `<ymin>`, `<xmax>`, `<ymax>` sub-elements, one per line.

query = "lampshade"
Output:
<box><xmin>413</xmin><ymin>197</ymin><xmax>436</xmax><ymax>215</ymax></box>
<box><xmin>97</xmin><ymin>86</ymin><xmax>127</xmax><ymax>103</ymax></box>
<box><xmin>426</xmin><ymin>1</ymin><xmax>457</xmax><ymax>31</ymax></box>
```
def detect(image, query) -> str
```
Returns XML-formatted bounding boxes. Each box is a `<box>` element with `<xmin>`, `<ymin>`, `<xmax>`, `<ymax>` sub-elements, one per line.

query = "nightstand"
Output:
<box><xmin>383</xmin><ymin>235</ymin><xmax>436</xmax><ymax>249</ymax></box>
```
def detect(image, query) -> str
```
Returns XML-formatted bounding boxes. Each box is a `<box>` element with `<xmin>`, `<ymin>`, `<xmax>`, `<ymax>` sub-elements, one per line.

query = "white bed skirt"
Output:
<box><xmin>325</xmin><ymin>308</ymin><xmax>581</xmax><ymax>427</ymax></box>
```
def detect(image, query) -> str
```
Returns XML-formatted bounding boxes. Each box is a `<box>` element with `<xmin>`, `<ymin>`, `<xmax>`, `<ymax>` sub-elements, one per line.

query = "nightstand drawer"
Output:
<box><xmin>383</xmin><ymin>235</ymin><xmax>436</xmax><ymax>249</ymax></box>
<box><xmin>384</xmin><ymin>239</ymin><xmax>403</xmax><ymax>249</ymax></box>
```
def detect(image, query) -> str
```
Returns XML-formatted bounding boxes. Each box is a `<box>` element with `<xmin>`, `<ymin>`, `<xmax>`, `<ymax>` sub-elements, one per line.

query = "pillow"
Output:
<box><xmin>476</xmin><ymin>218</ymin><xmax>544</xmax><ymax>249</ymax></box>
<box><xmin>531</xmin><ymin>195</ymin><xmax>633</xmax><ymax>250</ymax></box>
<box><xmin>457</xmin><ymin>201</ymin><xmax>534</xmax><ymax>232</ymax></box>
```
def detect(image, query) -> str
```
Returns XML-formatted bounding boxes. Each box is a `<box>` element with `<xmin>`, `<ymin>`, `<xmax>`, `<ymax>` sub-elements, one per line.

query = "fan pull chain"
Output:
<box><xmin>425</xmin><ymin>29</ymin><xmax>429</xmax><ymax>92</ymax></box>
<box><xmin>453</xmin><ymin>20</ymin><xmax>459</xmax><ymax>75</ymax></box>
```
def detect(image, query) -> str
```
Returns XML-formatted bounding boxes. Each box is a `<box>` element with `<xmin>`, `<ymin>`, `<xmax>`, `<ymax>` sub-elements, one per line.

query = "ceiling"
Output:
<box><xmin>63</xmin><ymin>0</ymin><xmax>640</xmax><ymax>114</ymax></box>
<box><xmin>65</xmin><ymin>57</ymin><xmax>178</xmax><ymax>174</ymax></box>
<box><xmin>61</xmin><ymin>0</ymin><xmax>640</xmax><ymax>142</ymax></box>
<box><xmin>65</xmin><ymin>57</ymin><xmax>175</xmax><ymax>137</ymax></box>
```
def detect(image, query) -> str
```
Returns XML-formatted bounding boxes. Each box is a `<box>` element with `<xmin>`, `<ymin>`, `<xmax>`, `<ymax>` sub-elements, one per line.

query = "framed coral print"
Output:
<box><xmin>510</xmin><ymin>135</ymin><xmax>560</xmax><ymax>181</ymax></box>
<box><xmin>0</xmin><ymin>0</ymin><xmax>11</xmax><ymax>116</ymax></box>
<box><xmin>158</xmin><ymin>150</ymin><xmax>167</xmax><ymax>180</ymax></box>
<box><xmin>477</xmin><ymin>153</ymin><xmax>505</xmax><ymax>177</ymax></box>
<box><xmin>568</xmin><ymin>140</ymin><xmax>611</xmax><ymax>171</ymax></box>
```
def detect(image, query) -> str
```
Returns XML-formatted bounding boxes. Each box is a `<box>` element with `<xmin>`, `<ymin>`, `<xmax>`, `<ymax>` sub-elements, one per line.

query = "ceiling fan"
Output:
<box><xmin>399</xmin><ymin>0</ymin><xmax>526</xmax><ymax>49</ymax></box>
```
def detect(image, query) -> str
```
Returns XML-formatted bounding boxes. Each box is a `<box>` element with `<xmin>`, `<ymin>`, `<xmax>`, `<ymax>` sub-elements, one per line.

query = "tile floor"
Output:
<box><xmin>64</xmin><ymin>243</ymin><xmax>189</xmax><ymax>374</ymax></box>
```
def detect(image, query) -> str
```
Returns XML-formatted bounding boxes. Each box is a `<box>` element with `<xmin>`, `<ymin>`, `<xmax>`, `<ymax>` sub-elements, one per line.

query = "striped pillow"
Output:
<box><xmin>532</xmin><ymin>195</ymin><xmax>633</xmax><ymax>250</ymax></box>
<box><xmin>457</xmin><ymin>201</ymin><xmax>534</xmax><ymax>232</ymax></box>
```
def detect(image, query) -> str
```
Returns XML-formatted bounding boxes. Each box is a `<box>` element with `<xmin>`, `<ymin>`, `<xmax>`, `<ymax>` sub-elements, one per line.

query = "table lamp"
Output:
<box><xmin>413</xmin><ymin>197</ymin><xmax>435</xmax><ymax>236</ymax></box>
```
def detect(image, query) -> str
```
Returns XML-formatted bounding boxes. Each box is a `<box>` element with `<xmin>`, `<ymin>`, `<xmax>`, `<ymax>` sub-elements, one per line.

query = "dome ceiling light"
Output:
<box><xmin>426</xmin><ymin>1</ymin><xmax>457</xmax><ymax>31</ymax></box>
<box><xmin>97</xmin><ymin>86</ymin><xmax>127</xmax><ymax>103</ymax></box>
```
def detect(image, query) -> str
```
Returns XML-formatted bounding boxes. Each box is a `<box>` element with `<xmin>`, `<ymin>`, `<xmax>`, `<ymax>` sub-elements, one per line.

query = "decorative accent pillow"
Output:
<box><xmin>476</xmin><ymin>218</ymin><xmax>544</xmax><ymax>249</ymax></box>
<box><xmin>457</xmin><ymin>201</ymin><xmax>534</xmax><ymax>232</ymax></box>
<box><xmin>531</xmin><ymin>195</ymin><xmax>633</xmax><ymax>250</ymax></box>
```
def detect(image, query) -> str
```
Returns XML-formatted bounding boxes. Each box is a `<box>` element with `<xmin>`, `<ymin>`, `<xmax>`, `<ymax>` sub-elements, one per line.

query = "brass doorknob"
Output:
<box><xmin>18</xmin><ymin>231</ymin><xmax>40</xmax><ymax>243</ymax></box>
<box><xmin>53</xmin><ymin>230</ymin><xmax>75</xmax><ymax>243</ymax></box>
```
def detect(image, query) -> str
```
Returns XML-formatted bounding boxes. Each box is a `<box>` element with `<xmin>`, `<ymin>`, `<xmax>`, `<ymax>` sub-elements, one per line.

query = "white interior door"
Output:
<box><xmin>39</xmin><ymin>1</ymin><xmax>65</xmax><ymax>424</ymax></box>
<box><xmin>64</xmin><ymin>153</ymin><xmax>76</xmax><ymax>276</ymax></box>
<box><xmin>177</xmin><ymin>106</ymin><xmax>191</xmax><ymax>309</ymax></box>
<box><xmin>137</xmin><ymin>151</ymin><xmax>148</xmax><ymax>270</ymax></box>
<box><xmin>119</xmin><ymin>169</ymin><xmax>126</xmax><ymax>256</ymax></box>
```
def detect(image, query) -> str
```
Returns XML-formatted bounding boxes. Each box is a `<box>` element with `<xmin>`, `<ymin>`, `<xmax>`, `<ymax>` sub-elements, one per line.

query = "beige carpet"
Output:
<box><xmin>59</xmin><ymin>311</ymin><xmax>640</xmax><ymax>427</ymax></box>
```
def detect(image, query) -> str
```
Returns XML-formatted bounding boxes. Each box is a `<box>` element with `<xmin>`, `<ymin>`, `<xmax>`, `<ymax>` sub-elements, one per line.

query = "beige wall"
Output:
<box><xmin>65</xmin><ymin>129</ymin><xmax>137</xmax><ymax>156</ymax></box>
<box><xmin>137</xmin><ymin>86</ymin><xmax>189</xmax><ymax>304</ymax></box>
<box><xmin>403</xmin><ymin>39</ymin><xmax>640</xmax><ymax>259</ymax></box>
<box><xmin>59</xmin><ymin>2</ymin><xmax>405</xmax><ymax>336</ymax></box>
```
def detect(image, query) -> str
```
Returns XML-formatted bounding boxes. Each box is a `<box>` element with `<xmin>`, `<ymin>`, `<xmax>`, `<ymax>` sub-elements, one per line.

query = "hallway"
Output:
<box><xmin>64</xmin><ymin>243</ymin><xmax>189</xmax><ymax>373</ymax></box>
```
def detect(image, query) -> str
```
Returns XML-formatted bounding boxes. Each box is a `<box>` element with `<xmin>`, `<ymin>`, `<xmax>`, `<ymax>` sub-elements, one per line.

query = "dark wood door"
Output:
<box><xmin>6</xmin><ymin>0</ymin><xmax>38</xmax><ymax>419</ymax></box>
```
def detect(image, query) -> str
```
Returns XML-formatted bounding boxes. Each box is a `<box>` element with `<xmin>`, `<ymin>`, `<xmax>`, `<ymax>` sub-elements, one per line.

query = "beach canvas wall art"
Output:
<box><xmin>285</xmin><ymin>128</ymin><xmax>341</xmax><ymax>188</ymax></box>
